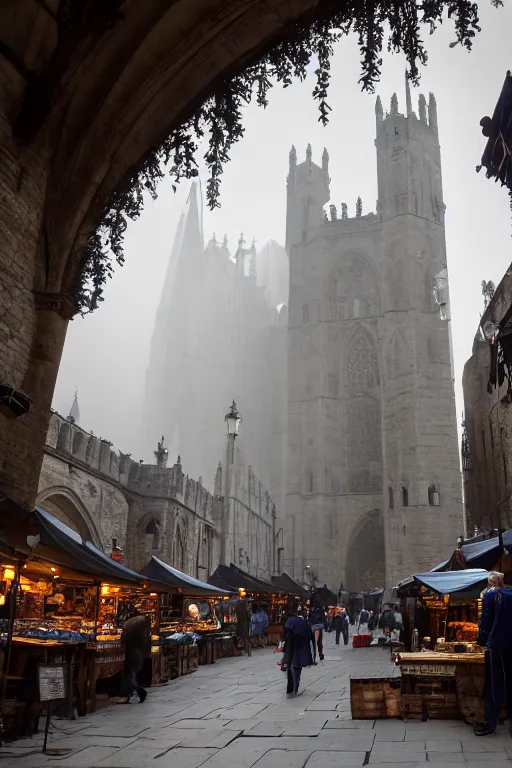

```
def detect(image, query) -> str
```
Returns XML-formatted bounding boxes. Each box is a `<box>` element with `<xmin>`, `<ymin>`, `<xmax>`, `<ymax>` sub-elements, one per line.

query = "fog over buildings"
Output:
<box><xmin>53</xmin><ymin>2</ymin><xmax>512</xmax><ymax>509</ymax></box>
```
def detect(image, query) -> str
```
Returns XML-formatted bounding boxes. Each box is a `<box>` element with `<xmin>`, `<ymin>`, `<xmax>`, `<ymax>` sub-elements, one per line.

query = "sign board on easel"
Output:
<box><xmin>37</xmin><ymin>664</ymin><xmax>70</xmax><ymax>755</ymax></box>
<box><xmin>38</xmin><ymin>664</ymin><xmax>66</xmax><ymax>702</ymax></box>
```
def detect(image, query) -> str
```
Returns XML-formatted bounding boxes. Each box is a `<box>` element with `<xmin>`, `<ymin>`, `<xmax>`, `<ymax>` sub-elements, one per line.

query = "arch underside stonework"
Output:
<box><xmin>345</xmin><ymin>509</ymin><xmax>386</xmax><ymax>593</ymax></box>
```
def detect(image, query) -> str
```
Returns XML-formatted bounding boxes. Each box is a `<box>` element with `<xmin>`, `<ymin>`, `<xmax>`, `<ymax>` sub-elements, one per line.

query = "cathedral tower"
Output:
<box><xmin>286</xmin><ymin>87</ymin><xmax>461</xmax><ymax>592</ymax></box>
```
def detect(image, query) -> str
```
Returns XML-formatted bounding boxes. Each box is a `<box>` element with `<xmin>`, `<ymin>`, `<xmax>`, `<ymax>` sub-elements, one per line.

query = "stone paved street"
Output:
<box><xmin>2</xmin><ymin>634</ymin><xmax>511</xmax><ymax>768</ymax></box>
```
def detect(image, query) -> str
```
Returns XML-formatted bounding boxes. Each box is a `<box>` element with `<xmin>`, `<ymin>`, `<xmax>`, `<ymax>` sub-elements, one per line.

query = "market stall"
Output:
<box><xmin>270</xmin><ymin>573</ymin><xmax>309</xmax><ymax>640</ymax></box>
<box><xmin>0</xmin><ymin>509</ymin><xmax>154</xmax><ymax>736</ymax></box>
<box><xmin>140</xmin><ymin>556</ymin><xmax>233</xmax><ymax>673</ymax></box>
<box><xmin>209</xmin><ymin>563</ymin><xmax>282</xmax><ymax>646</ymax></box>
<box><xmin>395</xmin><ymin>569</ymin><xmax>488</xmax><ymax>723</ymax></box>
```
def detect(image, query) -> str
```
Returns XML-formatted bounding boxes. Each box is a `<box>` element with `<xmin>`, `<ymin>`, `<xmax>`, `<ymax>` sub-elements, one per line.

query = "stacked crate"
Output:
<box><xmin>350</xmin><ymin>677</ymin><xmax>401</xmax><ymax>719</ymax></box>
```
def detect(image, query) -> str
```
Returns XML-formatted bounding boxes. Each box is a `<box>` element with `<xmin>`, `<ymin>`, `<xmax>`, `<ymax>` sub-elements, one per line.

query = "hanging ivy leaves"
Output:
<box><xmin>77</xmin><ymin>0</ymin><xmax>493</xmax><ymax>313</ymax></box>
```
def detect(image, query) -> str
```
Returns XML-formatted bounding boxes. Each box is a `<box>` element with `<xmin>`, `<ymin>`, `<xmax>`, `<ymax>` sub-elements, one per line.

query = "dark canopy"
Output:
<box><xmin>5</xmin><ymin>508</ymin><xmax>142</xmax><ymax>585</ymax></box>
<box><xmin>140</xmin><ymin>556</ymin><xmax>231</xmax><ymax>597</ymax></box>
<box><xmin>209</xmin><ymin>563</ymin><xmax>277</xmax><ymax>594</ymax></box>
<box><xmin>271</xmin><ymin>572</ymin><xmax>308</xmax><ymax>596</ymax></box>
<box><xmin>398</xmin><ymin>569</ymin><xmax>488</xmax><ymax>599</ymax></box>
<box><xmin>480</xmin><ymin>71</ymin><xmax>512</xmax><ymax>193</ymax></box>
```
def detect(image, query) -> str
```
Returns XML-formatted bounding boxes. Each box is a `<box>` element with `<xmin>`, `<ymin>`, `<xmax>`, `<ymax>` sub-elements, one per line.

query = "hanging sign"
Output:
<box><xmin>38</xmin><ymin>664</ymin><xmax>66</xmax><ymax>702</ymax></box>
<box><xmin>401</xmin><ymin>663</ymin><xmax>456</xmax><ymax>677</ymax></box>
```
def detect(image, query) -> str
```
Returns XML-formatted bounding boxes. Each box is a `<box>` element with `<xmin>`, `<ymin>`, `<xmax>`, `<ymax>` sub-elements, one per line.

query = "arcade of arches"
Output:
<box><xmin>344</xmin><ymin>509</ymin><xmax>386</xmax><ymax>593</ymax></box>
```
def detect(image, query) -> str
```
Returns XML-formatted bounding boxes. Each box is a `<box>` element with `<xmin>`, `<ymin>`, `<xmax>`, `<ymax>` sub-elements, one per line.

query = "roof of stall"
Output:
<box><xmin>271</xmin><ymin>573</ymin><xmax>308</xmax><ymax>596</ymax></box>
<box><xmin>6</xmin><ymin>508</ymin><xmax>143</xmax><ymax>585</ymax></box>
<box><xmin>398</xmin><ymin>568</ymin><xmax>489</xmax><ymax>598</ymax></box>
<box><xmin>140</xmin><ymin>556</ymin><xmax>232</xmax><ymax>597</ymax></box>
<box><xmin>209</xmin><ymin>563</ymin><xmax>277</xmax><ymax>594</ymax></box>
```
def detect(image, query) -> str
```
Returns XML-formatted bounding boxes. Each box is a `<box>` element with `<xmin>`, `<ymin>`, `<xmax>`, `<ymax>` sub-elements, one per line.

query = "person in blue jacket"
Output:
<box><xmin>283</xmin><ymin>605</ymin><xmax>315</xmax><ymax>697</ymax></box>
<box><xmin>475</xmin><ymin>571</ymin><xmax>512</xmax><ymax>735</ymax></box>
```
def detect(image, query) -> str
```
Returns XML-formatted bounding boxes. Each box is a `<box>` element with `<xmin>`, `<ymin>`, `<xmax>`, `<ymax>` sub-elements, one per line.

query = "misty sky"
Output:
<box><xmin>53</xmin><ymin>2</ymin><xmax>512</xmax><ymax>470</ymax></box>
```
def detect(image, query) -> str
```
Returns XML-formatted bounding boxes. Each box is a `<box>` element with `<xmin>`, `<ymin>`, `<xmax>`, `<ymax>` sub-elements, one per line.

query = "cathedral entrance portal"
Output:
<box><xmin>345</xmin><ymin>509</ymin><xmax>385</xmax><ymax>593</ymax></box>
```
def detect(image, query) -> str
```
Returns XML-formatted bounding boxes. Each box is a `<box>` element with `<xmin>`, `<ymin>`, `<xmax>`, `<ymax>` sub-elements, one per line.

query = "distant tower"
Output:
<box><xmin>286</xmin><ymin>144</ymin><xmax>330</xmax><ymax>251</ymax></box>
<box><xmin>286</xmin><ymin>82</ymin><xmax>461</xmax><ymax>592</ymax></box>
<box><xmin>154</xmin><ymin>436</ymin><xmax>169</xmax><ymax>468</ymax></box>
<box><xmin>68</xmin><ymin>391</ymin><xmax>80</xmax><ymax>425</ymax></box>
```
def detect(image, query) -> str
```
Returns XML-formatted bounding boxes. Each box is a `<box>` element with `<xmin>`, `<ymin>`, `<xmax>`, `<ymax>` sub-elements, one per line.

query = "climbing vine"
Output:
<box><xmin>76</xmin><ymin>0</ymin><xmax>500</xmax><ymax>312</ymax></box>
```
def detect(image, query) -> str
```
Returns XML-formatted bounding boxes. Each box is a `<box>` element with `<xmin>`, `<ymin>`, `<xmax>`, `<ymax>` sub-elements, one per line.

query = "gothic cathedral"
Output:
<box><xmin>286</xmin><ymin>82</ymin><xmax>462</xmax><ymax>592</ymax></box>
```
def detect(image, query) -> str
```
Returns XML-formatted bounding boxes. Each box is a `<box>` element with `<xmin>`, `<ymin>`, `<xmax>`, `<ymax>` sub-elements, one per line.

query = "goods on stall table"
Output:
<box><xmin>447</xmin><ymin>622</ymin><xmax>478</xmax><ymax>642</ymax></box>
<box><xmin>350</xmin><ymin>677</ymin><xmax>401</xmax><ymax>719</ymax></box>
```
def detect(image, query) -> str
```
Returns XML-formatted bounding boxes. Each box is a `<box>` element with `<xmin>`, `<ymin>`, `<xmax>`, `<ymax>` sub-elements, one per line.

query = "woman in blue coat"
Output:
<box><xmin>283</xmin><ymin>606</ymin><xmax>315</xmax><ymax>697</ymax></box>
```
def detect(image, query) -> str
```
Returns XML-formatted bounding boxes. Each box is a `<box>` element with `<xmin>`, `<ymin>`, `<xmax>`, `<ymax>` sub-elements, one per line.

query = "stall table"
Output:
<box><xmin>398</xmin><ymin>651</ymin><xmax>485</xmax><ymax>723</ymax></box>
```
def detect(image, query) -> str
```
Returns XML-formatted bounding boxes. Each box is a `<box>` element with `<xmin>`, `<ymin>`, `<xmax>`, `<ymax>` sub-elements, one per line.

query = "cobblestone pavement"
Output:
<box><xmin>2</xmin><ymin>632</ymin><xmax>511</xmax><ymax>768</ymax></box>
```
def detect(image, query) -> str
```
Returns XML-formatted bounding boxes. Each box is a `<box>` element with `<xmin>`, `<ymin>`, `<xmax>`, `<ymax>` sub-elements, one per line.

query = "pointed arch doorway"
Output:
<box><xmin>345</xmin><ymin>509</ymin><xmax>385</xmax><ymax>592</ymax></box>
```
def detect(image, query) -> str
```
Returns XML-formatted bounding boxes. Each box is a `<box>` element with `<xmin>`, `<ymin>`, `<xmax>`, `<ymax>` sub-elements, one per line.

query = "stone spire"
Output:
<box><xmin>289</xmin><ymin>144</ymin><xmax>297</xmax><ymax>168</ymax></box>
<box><xmin>390</xmin><ymin>93</ymin><xmax>398</xmax><ymax>115</ymax></box>
<box><xmin>375</xmin><ymin>95</ymin><xmax>383</xmax><ymax>120</ymax></box>
<box><xmin>306</xmin><ymin>143</ymin><xmax>312</xmax><ymax>162</ymax></box>
<box><xmin>154</xmin><ymin>435</ymin><xmax>169</xmax><ymax>468</ymax></box>
<box><xmin>405</xmin><ymin>72</ymin><xmax>412</xmax><ymax>117</ymax></box>
<box><xmin>68</xmin><ymin>390</ymin><xmax>80</xmax><ymax>425</ymax></box>
<box><xmin>428</xmin><ymin>93</ymin><xmax>438</xmax><ymax>135</ymax></box>
<box><xmin>418</xmin><ymin>93</ymin><xmax>427</xmax><ymax>123</ymax></box>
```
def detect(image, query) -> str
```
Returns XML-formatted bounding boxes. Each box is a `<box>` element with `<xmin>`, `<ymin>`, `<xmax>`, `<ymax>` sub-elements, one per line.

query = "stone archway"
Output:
<box><xmin>36</xmin><ymin>487</ymin><xmax>102</xmax><ymax>549</ymax></box>
<box><xmin>345</xmin><ymin>509</ymin><xmax>385</xmax><ymax>593</ymax></box>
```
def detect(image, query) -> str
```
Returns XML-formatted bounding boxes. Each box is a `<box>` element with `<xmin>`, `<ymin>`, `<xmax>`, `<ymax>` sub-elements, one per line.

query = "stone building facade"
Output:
<box><xmin>286</xmin><ymin>83</ymin><xmax>462</xmax><ymax>592</ymax></box>
<box><xmin>463</xmin><ymin>264</ymin><xmax>512</xmax><ymax>532</ymax></box>
<box><xmin>37</xmin><ymin>411</ymin><xmax>273</xmax><ymax>578</ymax></box>
<box><xmin>142</xmin><ymin>184</ymin><xmax>288</xmax><ymax>515</ymax></box>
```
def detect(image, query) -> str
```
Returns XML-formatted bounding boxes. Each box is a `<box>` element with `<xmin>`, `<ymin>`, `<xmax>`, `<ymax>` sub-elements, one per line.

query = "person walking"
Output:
<box><xmin>340</xmin><ymin>608</ymin><xmax>350</xmax><ymax>645</ymax></box>
<box><xmin>119</xmin><ymin>613</ymin><xmax>150</xmax><ymax>703</ymax></box>
<box><xmin>332</xmin><ymin>608</ymin><xmax>342</xmax><ymax>645</ymax></box>
<box><xmin>283</xmin><ymin>606</ymin><xmax>315</xmax><ymax>697</ymax></box>
<box><xmin>358</xmin><ymin>607</ymin><xmax>370</xmax><ymax>634</ymax></box>
<box><xmin>235</xmin><ymin>592</ymin><xmax>252</xmax><ymax>656</ymax></box>
<box><xmin>475</xmin><ymin>571</ymin><xmax>512</xmax><ymax>735</ymax></box>
<box><xmin>250</xmin><ymin>603</ymin><xmax>269</xmax><ymax>648</ymax></box>
<box><xmin>309</xmin><ymin>604</ymin><xmax>325</xmax><ymax>661</ymax></box>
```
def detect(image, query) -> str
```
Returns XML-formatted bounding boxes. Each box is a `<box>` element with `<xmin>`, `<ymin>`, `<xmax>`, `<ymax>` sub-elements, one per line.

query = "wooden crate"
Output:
<box><xmin>455</xmin><ymin>662</ymin><xmax>485</xmax><ymax>724</ymax></box>
<box><xmin>426</xmin><ymin>693</ymin><xmax>460</xmax><ymax>720</ymax></box>
<box><xmin>401</xmin><ymin>693</ymin><xmax>426</xmax><ymax>721</ymax></box>
<box><xmin>350</xmin><ymin>677</ymin><xmax>401</xmax><ymax>719</ymax></box>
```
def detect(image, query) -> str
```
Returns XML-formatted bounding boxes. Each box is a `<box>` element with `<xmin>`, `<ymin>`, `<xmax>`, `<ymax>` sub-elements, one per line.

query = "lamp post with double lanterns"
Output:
<box><xmin>221</xmin><ymin>401</ymin><xmax>242</xmax><ymax>565</ymax></box>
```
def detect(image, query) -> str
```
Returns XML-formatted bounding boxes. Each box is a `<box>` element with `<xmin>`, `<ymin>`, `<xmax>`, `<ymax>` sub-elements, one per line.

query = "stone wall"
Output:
<box><xmin>463</xmin><ymin>264</ymin><xmax>512</xmax><ymax>531</ymax></box>
<box><xmin>37</xmin><ymin>411</ymin><xmax>273</xmax><ymax>578</ymax></box>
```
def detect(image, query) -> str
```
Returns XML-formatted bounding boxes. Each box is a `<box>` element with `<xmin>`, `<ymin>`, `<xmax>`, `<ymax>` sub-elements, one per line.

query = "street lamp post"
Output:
<box><xmin>221</xmin><ymin>400</ymin><xmax>241</xmax><ymax>565</ymax></box>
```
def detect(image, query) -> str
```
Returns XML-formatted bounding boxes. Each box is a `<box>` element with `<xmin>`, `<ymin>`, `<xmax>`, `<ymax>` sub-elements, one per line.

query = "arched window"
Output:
<box><xmin>428</xmin><ymin>484</ymin><xmax>440</xmax><ymax>506</ymax></box>
<box><xmin>346</xmin><ymin>334</ymin><xmax>380</xmax><ymax>393</ymax></box>
<box><xmin>329</xmin><ymin>254</ymin><xmax>379</xmax><ymax>320</ymax></box>
<box><xmin>402</xmin><ymin>486</ymin><xmax>409</xmax><ymax>507</ymax></box>
<box><xmin>388</xmin><ymin>486</ymin><xmax>394</xmax><ymax>509</ymax></box>
<box><xmin>144</xmin><ymin>519</ymin><xmax>160</xmax><ymax>551</ymax></box>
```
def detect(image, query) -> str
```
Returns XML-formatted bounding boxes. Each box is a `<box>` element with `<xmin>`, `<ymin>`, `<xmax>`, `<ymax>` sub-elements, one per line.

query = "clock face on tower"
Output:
<box><xmin>391</xmin><ymin>146</ymin><xmax>405</xmax><ymax>161</ymax></box>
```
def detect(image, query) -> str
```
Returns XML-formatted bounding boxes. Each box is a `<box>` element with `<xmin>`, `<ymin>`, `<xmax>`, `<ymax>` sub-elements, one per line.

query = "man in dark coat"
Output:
<box><xmin>120</xmin><ymin>613</ymin><xmax>150</xmax><ymax>703</ymax></box>
<box><xmin>475</xmin><ymin>572</ymin><xmax>512</xmax><ymax>735</ymax></box>
<box><xmin>283</xmin><ymin>607</ymin><xmax>315</xmax><ymax>697</ymax></box>
<box><xmin>235</xmin><ymin>595</ymin><xmax>251</xmax><ymax>656</ymax></box>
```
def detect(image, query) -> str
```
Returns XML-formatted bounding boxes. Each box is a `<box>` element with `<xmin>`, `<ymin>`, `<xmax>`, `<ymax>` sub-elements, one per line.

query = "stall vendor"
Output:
<box><xmin>475</xmin><ymin>571</ymin><xmax>512</xmax><ymax>736</ymax></box>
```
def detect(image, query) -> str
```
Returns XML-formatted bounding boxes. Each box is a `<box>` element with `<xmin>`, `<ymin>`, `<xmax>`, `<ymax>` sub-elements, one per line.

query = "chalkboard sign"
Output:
<box><xmin>38</xmin><ymin>664</ymin><xmax>66</xmax><ymax>702</ymax></box>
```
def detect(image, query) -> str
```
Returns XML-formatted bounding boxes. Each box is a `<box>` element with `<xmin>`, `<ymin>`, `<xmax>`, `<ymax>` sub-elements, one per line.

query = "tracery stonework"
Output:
<box><xmin>346</xmin><ymin>334</ymin><xmax>380</xmax><ymax>392</ymax></box>
<box><xmin>329</xmin><ymin>255</ymin><xmax>379</xmax><ymax>320</ymax></box>
<box><xmin>346</xmin><ymin>396</ymin><xmax>382</xmax><ymax>493</ymax></box>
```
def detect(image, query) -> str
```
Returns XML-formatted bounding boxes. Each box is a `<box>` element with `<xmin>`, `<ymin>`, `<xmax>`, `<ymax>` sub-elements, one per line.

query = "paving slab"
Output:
<box><xmin>179</xmin><ymin>729</ymin><xmax>241</xmax><ymax>749</ymax></box>
<box><xmin>252</xmin><ymin>749</ymin><xmax>311</xmax><ymax>768</ymax></box>
<box><xmin>426</xmin><ymin>753</ymin><xmax>466</xmax><ymax>763</ymax></box>
<box><xmin>323</xmin><ymin>720</ymin><xmax>375</xmax><ymax>729</ymax></box>
<box><xmin>305</xmin><ymin>751</ymin><xmax>367</xmax><ymax>767</ymax></box>
<box><xmin>305</xmin><ymin>700</ymin><xmax>340</xmax><ymax>711</ymax></box>
<box><xmin>426</xmin><ymin>740</ymin><xmax>462</xmax><ymax>752</ymax></box>
<box><xmin>464</xmin><ymin>763</ymin><xmax>512</xmax><ymax>768</ymax></box>
<box><xmin>93</xmin><ymin>744</ymin><xmax>168</xmax><ymax>767</ymax></box>
<box><xmin>374</xmin><ymin>727</ymin><xmax>406</xmax><ymax>742</ymax></box>
<box><xmin>47</xmin><ymin>745</ymin><xmax>120</xmax><ymax>765</ymax></box>
<box><xmin>461</xmin><ymin>742</ymin><xmax>509</xmax><ymax>754</ymax></box>
<box><xmin>280</xmin><ymin>723</ymin><xmax>324</xmax><ymax>737</ymax></box>
<box><xmin>155</xmin><ymin>747</ymin><xmax>219</xmax><ymax>768</ymax></box>
<box><xmin>222</xmin><ymin>719</ymin><xmax>260</xmax><ymax>731</ymax></box>
<box><xmin>369</xmin><ymin>750</ymin><xmax>427</xmax><ymax>763</ymax></box>
<box><xmin>246</xmin><ymin>722</ymin><xmax>285</xmax><ymax>737</ymax></box>
<box><xmin>164</xmin><ymin>719</ymin><xmax>226</xmax><ymax>730</ymax></box>
<box><xmin>200</xmin><ymin>741</ymin><xmax>271</xmax><ymax>768</ymax></box>
<box><xmin>78</xmin><ymin>724</ymin><xmax>151</xmax><ymax>739</ymax></box>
